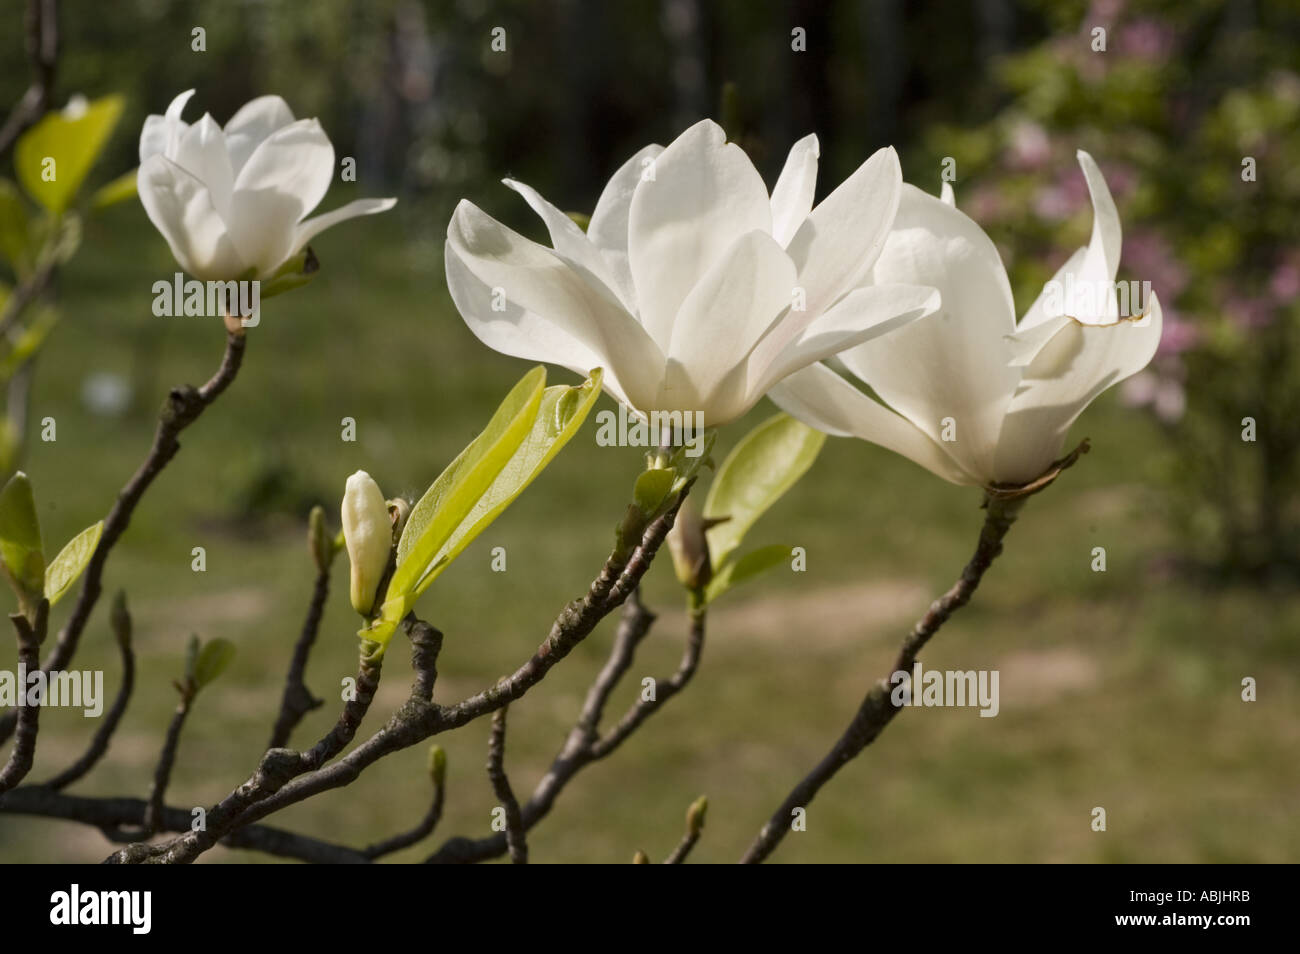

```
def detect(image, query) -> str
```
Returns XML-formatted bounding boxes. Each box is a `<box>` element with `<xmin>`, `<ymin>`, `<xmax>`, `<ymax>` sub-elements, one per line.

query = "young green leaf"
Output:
<box><xmin>633</xmin><ymin>466</ymin><xmax>676</xmax><ymax>518</ymax></box>
<box><xmin>89</xmin><ymin>168</ymin><xmax>138</xmax><ymax>211</ymax></box>
<box><xmin>704</xmin><ymin>413</ymin><xmax>824</xmax><ymax>568</ymax></box>
<box><xmin>0</xmin><ymin>471</ymin><xmax>45</xmax><ymax>601</ymax></box>
<box><xmin>15</xmin><ymin>95</ymin><xmax>125</xmax><ymax>216</ymax></box>
<box><xmin>0</xmin><ymin>180</ymin><xmax>32</xmax><ymax>275</ymax></box>
<box><xmin>43</xmin><ymin>520</ymin><xmax>103</xmax><ymax>607</ymax></box>
<box><xmin>704</xmin><ymin>543</ymin><xmax>792</xmax><ymax>604</ymax></box>
<box><xmin>401</xmin><ymin>368</ymin><xmax>604</xmax><ymax>599</ymax></box>
<box><xmin>193</xmin><ymin>638</ymin><xmax>237</xmax><ymax>690</ymax></box>
<box><xmin>369</xmin><ymin>367</ymin><xmax>548</xmax><ymax>642</ymax></box>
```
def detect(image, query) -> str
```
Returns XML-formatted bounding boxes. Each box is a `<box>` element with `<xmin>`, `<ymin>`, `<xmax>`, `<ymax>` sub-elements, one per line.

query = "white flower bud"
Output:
<box><xmin>341</xmin><ymin>471</ymin><xmax>390</xmax><ymax>616</ymax></box>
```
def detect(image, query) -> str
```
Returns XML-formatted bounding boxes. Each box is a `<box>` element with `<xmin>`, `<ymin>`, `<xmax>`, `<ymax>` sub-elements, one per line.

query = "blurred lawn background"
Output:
<box><xmin>0</xmin><ymin>0</ymin><xmax>1296</xmax><ymax>862</ymax></box>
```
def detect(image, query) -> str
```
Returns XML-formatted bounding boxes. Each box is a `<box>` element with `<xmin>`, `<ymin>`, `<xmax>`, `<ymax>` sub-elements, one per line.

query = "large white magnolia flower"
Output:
<box><xmin>138</xmin><ymin>90</ymin><xmax>396</xmax><ymax>280</ymax></box>
<box><xmin>445</xmin><ymin>119</ymin><xmax>939</xmax><ymax>426</ymax></box>
<box><xmin>771</xmin><ymin>151</ymin><xmax>1163</xmax><ymax>488</ymax></box>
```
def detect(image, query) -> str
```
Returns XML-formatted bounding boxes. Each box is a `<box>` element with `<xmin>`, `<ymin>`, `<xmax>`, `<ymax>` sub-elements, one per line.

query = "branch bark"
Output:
<box><xmin>486</xmin><ymin>707</ymin><xmax>526</xmax><ymax>863</ymax></box>
<box><xmin>739</xmin><ymin>494</ymin><xmax>1023</xmax><ymax>864</ymax></box>
<box><xmin>0</xmin><ymin>601</ymin><xmax>49</xmax><ymax>794</ymax></box>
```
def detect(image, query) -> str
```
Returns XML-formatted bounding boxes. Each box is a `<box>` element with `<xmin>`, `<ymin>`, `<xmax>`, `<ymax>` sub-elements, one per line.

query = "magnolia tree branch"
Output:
<box><xmin>739</xmin><ymin>494</ymin><xmax>1025</xmax><ymax>864</ymax></box>
<box><xmin>119</xmin><ymin>642</ymin><xmax>387</xmax><ymax>864</ymax></box>
<box><xmin>43</xmin><ymin>593</ymin><xmax>134</xmax><ymax>791</ymax></box>
<box><xmin>267</xmin><ymin>568</ymin><xmax>330</xmax><ymax>749</ymax></box>
<box><xmin>0</xmin><ymin>602</ymin><xmax>49</xmax><ymax>794</ymax></box>
<box><xmin>361</xmin><ymin>757</ymin><xmax>445</xmax><ymax>860</ymax></box>
<box><xmin>208</xmin><ymin>492</ymin><xmax>691</xmax><ymax>861</ymax></box>
<box><xmin>0</xmin><ymin>0</ymin><xmax>58</xmax><ymax>157</ymax></box>
<box><xmin>486</xmin><ymin>708</ymin><xmax>527</xmax><ymax>863</ymax></box>
<box><xmin>140</xmin><ymin>693</ymin><xmax>193</xmax><ymax>836</ymax></box>
<box><xmin>0</xmin><ymin>331</ymin><xmax>247</xmax><ymax>746</ymax></box>
<box><xmin>0</xmin><ymin>787</ymin><xmax>367</xmax><ymax>863</ymax></box>
<box><xmin>425</xmin><ymin>588</ymin><xmax>709</xmax><ymax>864</ymax></box>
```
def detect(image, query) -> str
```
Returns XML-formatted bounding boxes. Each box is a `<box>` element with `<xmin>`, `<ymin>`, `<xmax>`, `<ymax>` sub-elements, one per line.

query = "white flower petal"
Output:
<box><xmin>137</xmin><ymin>154</ymin><xmax>244</xmax><ymax>280</ymax></box>
<box><xmin>783</xmin><ymin>146</ymin><xmax>902</xmax><ymax>320</ymax></box>
<box><xmin>769</xmin><ymin>133</ymin><xmax>819</xmax><ymax>247</ymax></box>
<box><xmin>173</xmin><ymin>114</ymin><xmax>234</xmax><ymax>216</ymax></box>
<box><xmin>993</xmin><ymin>292</ymin><xmax>1163</xmax><ymax>484</ymax></box>
<box><xmin>661</xmin><ymin>230</ymin><xmax>797</xmax><ymax>421</ymax></box>
<box><xmin>227</xmin><ymin>119</ymin><xmax>335</xmax><ymax>275</ymax></box>
<box><xmin>503</xmin><ymin>178</ymin><xmax>633</xmax><ymax>312</ymax></box>
<box><xmin>839</xmin><ymin>183</ymin><xmax>1020</xmax><ymax>482</ymax></box>
<box><xmin>587</xmin><ymin>143</ymin><xmax>663</xmax><ymax>308</ymax></box>
<box><xmin>295</xmin><ymin>197</ymin><xmax>396</xmax><ymax>251</ymax></box>
<box><xmin>139</xmin><ymin>89</ymin><xmax>195</xmax><ymax>163</ymax></box>
<box><xmin>223</xmin><ymin>94</ymin><xmax>296</xmax><ymax>175</ymax></box>
<box><xmin>769</xmin><ymin>364</ymin><xmax>979</xmax><ymax>485</ymax></box>
<box><xmin>627</xmin><ymin>119</ymin><xmax>772</xmax><ymax>347</ymax></box>
<box><xmin>447</xmin><ymin>200</ymin><xmax>664</xmax><ymax>410</ymax></box>
<box><xmin>940</xmin><ymin>181</ymin><xmax>956</xmax><ymax>207</ymax></box>
<box><xmin>750</xmin><ymin>283</ymin><xmax>941</xmax><ymax>399</ymax></box>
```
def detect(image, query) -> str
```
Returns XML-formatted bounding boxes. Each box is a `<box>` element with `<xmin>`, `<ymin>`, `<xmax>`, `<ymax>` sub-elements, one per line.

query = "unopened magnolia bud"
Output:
<box><xmin>632</xmin><ymin>850</ymin><xmax>650</xmax><ymax>864</ymax></box>
<box><xmin>666</xmin><ymin>497</ymin><xmax>710</xmax><ymax>590</ymax></box>
<box><xmin>386</xmin><ymin>497</ymin><xmax>411</xmax><ymax>544</ymax></box>
<box><xmin>341</xmin><ymin>471</ymin><xmax>391</xmax><ymax>616</ymax></box>
<box><xmin>686</xmin><ymin>795</ymin><xmax>708</xmax><ymax>837</ymax></box>
<box><xmin>427</xmin><ymin>745</ymin><xmax>446</xmax><ymax>786</ymax></box>
<box><xmin>109</xmin><ymin>589</ymin><xmax>132</xmax><ymax>648</ymax></box>
<box><xmin>307</xmin><ymin>505</ymin><xmax>333</xmax><ymax>573</ymax></box>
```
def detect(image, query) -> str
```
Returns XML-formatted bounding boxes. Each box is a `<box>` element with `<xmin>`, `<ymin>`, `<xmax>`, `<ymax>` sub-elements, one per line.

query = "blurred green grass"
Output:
<box><xmin>1</xmin><ymin>199</ymin><xmax>1296</xmax><ymax>863</ymax></box>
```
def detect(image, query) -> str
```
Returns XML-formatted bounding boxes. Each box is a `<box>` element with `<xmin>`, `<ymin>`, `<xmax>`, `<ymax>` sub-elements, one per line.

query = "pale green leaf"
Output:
<box><xmin>0</xmin><ymin>470</ymin><xmax>44</xmax><ymax>597</ymax></box>
<box><xmin>382</xmin><ymin>366</ymin><xmax>548</xmax><ymax>625</ymax></box>
<box><xmin>16</xmin><ymin>95</ymin><xmax>125</xmax><ymax>216</ymax></box>
<box><xmin>90</xmin><ymin>168</ymin><xmax>138</xmax><ymax>211</ymax></box>
<box><xmin>43</xmin><ymin>520</ymin><xmax>103</xmax><ymax>607</ymax></box>
<box><xmin>633</xmin><ymin>466</ymin><xmax>676</xmax><ymax>517</ymax></box>
<box><xmin>704</xmin><ymin>413</ymin><xmax>825</xmax><ymax>568</ymax></box>
<box><xmin>194</xmin><ymin>637</ymin><xmax>237</xmax><ymax>689</ymax></box>
<box><xmin>409</xmin><ymin>367</ymin><xmax>604</xmax><ymax>596</ymax></box>
<box><xmin>0</xmin><ymin>179</ymin><xmax>32</xmax><ymax>274</ymax></box>
<box><xmin>704</xmin><ymin>543</ymin><xmax>792</xmax><ymax>604</ymax></box>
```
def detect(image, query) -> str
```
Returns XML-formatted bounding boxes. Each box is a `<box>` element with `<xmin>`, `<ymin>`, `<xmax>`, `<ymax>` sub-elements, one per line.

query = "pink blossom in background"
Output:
<box><xmin>1119</xmin><ymin>18</ymin><xmax>1177</xmax><ymax>63</ymax></box>
<box><xmin>1126</xmin><ymin>230</ymin><xmax>1189</xmax><ymax>299</ymax></box>
<box><xmin>1268</xmin><ymin>251</ymin><xmax>1300</xmax><ymax>302</ymax></box>
<box><xmin>1226</xmin><ymin>295</ymin><xmax>1275</xmax><ymax>331</ymax></box>
<box><xmin>1006</xmin><ymin>120</ymin><xmax>1052</xmax><ymax>170</ymax></box>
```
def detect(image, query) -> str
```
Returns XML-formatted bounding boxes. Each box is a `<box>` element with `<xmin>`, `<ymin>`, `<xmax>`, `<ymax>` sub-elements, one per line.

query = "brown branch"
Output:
<box><xmin>486</xmin><ymin>707</ymin><xmax>526</xmax><ymax>863</ymax></box>
<box><xmin>0</xmin><ymin>331</ymin><xmax>247</xmax><ymax>746</ymax></box>
<box><xmin>43</xmin><ymin>592</ymin><xmax>134</xmax><ymax>791</ymax></box>
<box><xmin>0</xmin><ymin>0</ymin><xmax>59</xmax><ymax>157</ymax></box>
<box><xmin>739</xmin><ymin>493</ymin><xmax>1024</xmax><ymax>864</ymax></box>
<box><xmin>361</xmin><ymin>746</ymin><xmax>445</xmax><ymax>860</ymax></box>
<box><xmin>0</xmin><ymin>601</ymin><xmax>49</xmax><ymax>794</ymax></box>
<box><xmin>267</xmin><ymin>568</ymin><xmax>329</xmax><ymax>750</ymax></box>
<box><xmin>140</xmin><ymin>693</ymin><xmax>193</xmax><ymax>836</ymax></box>
<box><xmin>426</xmin><ymin>589</ymin><xmax>707</xmax><ymax>864</ymax></box>
<box><xmin>215</xmin><ymin>492</ymin><xmax>691</xmax><ymax>859</ymax></box>
<box><xmin>0</xmin><ymin>786</ymin><xmax>368</xmax><ymax>863</ymax></box>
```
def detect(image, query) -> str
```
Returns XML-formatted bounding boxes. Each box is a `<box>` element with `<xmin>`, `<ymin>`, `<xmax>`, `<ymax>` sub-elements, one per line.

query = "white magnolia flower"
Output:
<box><xmin>138</xmin><ymin>90</ymin><xmax>396</xmax><ymax>280</ymax></box>
<box><xmin>445</xmin><ymin>119</ymin><xmax>939</xmax><ymax>426</ymax></box>
<box><xmin>771</xmin><ymin>151</ymin><xmax>1163</xmax><ymax>488</ymax></box>
<box><xmin>341</xmin><ymin>471</ymin><xmax>391</xmax><ymax>616</ymax></box>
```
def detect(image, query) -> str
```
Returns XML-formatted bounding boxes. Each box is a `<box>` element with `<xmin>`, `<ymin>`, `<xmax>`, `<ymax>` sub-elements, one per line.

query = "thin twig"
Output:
<box><xmin>426</xmin><ymin>591</ymin><xmax>708</xmax><ymax>864</ymax></box>
<box><xmin>0</xmin><ymin>786</ymin><xmax>368</xmax><ymax>863</ymax></box>
<box><xmin>0</xmin><ymin>331</ymin><xmax>247</xmax><ymax>746</ymax></box>
<box><xmin>43</xmin><ymin>592</ymin><xmax>134</xmax><ymax>791</ymax></box>
<box><xmin>739</xmin><ymin>494</ymin><xmax>1024</xmax><ymax>864</ymax></box>
<box><xmin>0</xmin><ymin>0</ymin><xmax>58</xmax><ymax>157</ymax></box>
<box><xmin>664</xmin><ymin>796</ymin><xmax>707</xmax><ymax>864</ymax></box>
<box><xmin>140</xmin><ymin>694</ymin><xmax>193</xmax><ymax>836</ymax></box>
<box><xmin>267</xmin><ymin>568</ymin><xmax>329</xmax><ymax>749</ymax></box>
<box><xmin>361</xmin><ymin>751</ymin><xmax>445</xmax><ymax>860</ymax></box>
<box><xmin>486</xmin><ymin>707</ymin><xmax>526</xmax><ymax>863</ymax></box>
<box><xmin>213</xmin><ymin>493</ymin><xmax>691</xmax><ymax>861</ymax></box>
<box><xmin>0</xmin><ymin>601</ymin><xmax>49</xmax><ymax>794</ymax></box>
